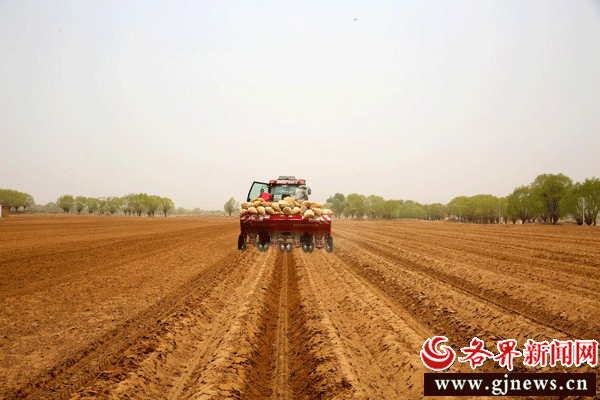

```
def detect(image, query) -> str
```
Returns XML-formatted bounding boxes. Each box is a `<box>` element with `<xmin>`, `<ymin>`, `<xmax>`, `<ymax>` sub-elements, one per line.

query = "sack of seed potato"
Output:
<box><xmin>303</xmin><ymin>209</ymin><xmax>315</xmax><ymax>219</ymax></box>
<box><xmin>240</xmin><ymin>195</ymin><xmax>333</xmax><ymax>220</ymax></box>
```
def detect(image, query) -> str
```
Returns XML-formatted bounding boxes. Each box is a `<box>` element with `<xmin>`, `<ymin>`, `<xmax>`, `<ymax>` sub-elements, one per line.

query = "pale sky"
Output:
<box><xmin>1</xmin><ymin>1</ymin><xmax>599</xmax><ymax>209</ymax></box>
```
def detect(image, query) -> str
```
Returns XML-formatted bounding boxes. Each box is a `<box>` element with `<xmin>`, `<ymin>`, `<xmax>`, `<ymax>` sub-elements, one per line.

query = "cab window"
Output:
<box><xmin>247</xmin><ymin>182</ymin><xmax>268</xmax><ymax>201</ymax></box>
<box><xmin>271</xmin><ymin>185</ymin><xmax>297</xmax><ymax>201</ymax></box>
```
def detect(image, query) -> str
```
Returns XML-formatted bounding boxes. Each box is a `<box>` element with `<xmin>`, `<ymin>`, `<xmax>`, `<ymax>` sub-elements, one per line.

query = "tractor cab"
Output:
<box><xmin>246</xmin><ymin>176</ymin><xmax>311</xmax><ymax>202</ymax></box>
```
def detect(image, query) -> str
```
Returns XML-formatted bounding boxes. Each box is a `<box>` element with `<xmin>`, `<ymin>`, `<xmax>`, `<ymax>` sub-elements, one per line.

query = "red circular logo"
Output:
<box><xmin>420</xmin><ymin>336</ymin><xmax>456</xmax><ymax>371</ymax></box>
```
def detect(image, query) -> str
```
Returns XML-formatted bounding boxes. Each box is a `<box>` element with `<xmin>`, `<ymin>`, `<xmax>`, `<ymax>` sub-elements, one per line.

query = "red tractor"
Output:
<box><xmin>238</xmin><ymin>176</ymin><xmax>333</xmax><ymax>253</ymax></box>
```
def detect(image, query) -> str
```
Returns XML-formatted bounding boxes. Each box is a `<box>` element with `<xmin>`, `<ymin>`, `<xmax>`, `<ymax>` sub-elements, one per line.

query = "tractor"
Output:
<box><xmin>238</xmin><ymin>176</ymin><xmax>333</xmax><ymax>253</ymax></box>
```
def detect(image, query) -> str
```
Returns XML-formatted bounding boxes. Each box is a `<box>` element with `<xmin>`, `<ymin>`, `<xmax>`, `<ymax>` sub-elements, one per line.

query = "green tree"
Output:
<box><xmin>86</xmin><ymin>198</ymin><xmax>99</xmax><ymax>214</ymax></box>
<box><xmin>382</xmin><ymin>199</ymin><xmax>402</xmax><ymax>219</ymax></box>
<box><xmin>0</xmin><ymin>189</ymin><xmax>34</xmax><ymax>212</ymax></box>
<box><xmin>344</xmin><ymin>194</ymin><xmax>367</xmax><ymax>219</ymax></box>
<box><xmin>16</xmin><ymin>192</ymin><xmax>34</xmax><ymax>211</ymax></box>
<box><xmin>106</xmin><ymin>197</ymin><xmax>122</xmax><ymax>214</ymax></box>
<box><xmin>0</xmin><ymin>189</ymin><xmax>13</xmax><ymax>210</ymax></box>
<box><xmin>121</xmin><ymin>194</ymin><xmax>133</xmax><ymax>216</ymax></box>
<box><xmin>531</xmin><ymin>173</ymin><xmax>573</xmax><ymax>224</ymax></box>
<box><xmin>74</xmin><ymin>196</ymin><xmax>87</xmax><ymax>214</ymax></box>
<box><xmin>131</xmin><ymin>194</ymin><xmax>146</xmax><ymax>217</ymax></box>
<box><xmin>426</xmin><ymin>203</ymin><xmax>446</xmax><ymax>220</ymax></box>
<box><xmin>57</xmin><ymin>195</ymin><xmax>74</xmax><ymax>213</ymax></box>
<box><xmin>326</xmin><ymin>193</ymin><xmax>346</xmax><ymax>218</ymax></box>
<box><xmin>146</xmin><ymin>195</ymin><xmax>161</xmax><ymax>217</ymax></box>
<box><xmin>366</xmin><ymin>195</ymin><xmax>385</xmax><ymax>219</ymax></box>
<box><xmin>566</xmin><ymin>184</ymin><xmax>586</xmax><ymax>225</ymax></box>
<box><xmin>507</xmin><ymin>186</ymin><xmax>536</xmax><ymax>224</ymax></box>
<box><xmin>97</xmin><ymin>197</ymin><xmax>107</xmax><ymax>215</ymax></box>
<box><xmin>447</xmin><ymin>196</ymin><xmax>467</xmax><ymax>221</ymax></box>
<box><xmin>223</xmin><ymin>197</ymin><xmax>239</xmax><ymax>216</ymax></box>
<box><xmin>342</xmin><ymin>207</ymin><xmax>352</xmax><ymax>218</ymax></box>
<box><xmin>161</xmin><ymin>197</ymin><xmax>175</xmax><ymax>217</ymax></box>
<box><xmin>469</xmin><ymin>194</ymin><xmax>499</xmax><ymax>223</ymax></box>
<box><xmin>1</xmin><ymin>189</ymin><xmax>18</xmax><ymax>211</ymax></box>
<box><xmin>506</xmin><ymin>191</ymin><xmax>519</xmax><ymax>223</ymax></box>
<box><xmin>461</xmin><ymin>197</ymin><xmax>476</xmax><ymax>222</ymax></box>
<box><xmin>398</xmin><ymin>200</ymin><xmax>427</xmax><ymax>219</ymax></box>
<box><xmin>579</xmin><ymin>177</ymin><xmax>600</xmax><ymax>225</ymax></box>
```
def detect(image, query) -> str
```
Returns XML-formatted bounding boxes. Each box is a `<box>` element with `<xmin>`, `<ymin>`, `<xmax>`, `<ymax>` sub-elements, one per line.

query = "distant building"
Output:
<box><xmin>0</xmin><ymin>205</ymin><xmax>8</xmax><ymax>218</ymax></box>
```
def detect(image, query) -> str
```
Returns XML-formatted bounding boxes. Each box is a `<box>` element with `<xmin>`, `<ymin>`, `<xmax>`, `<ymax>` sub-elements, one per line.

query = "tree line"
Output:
<box><xmin>325</xmin><ymin>174</ymin><xmax>600</xmax><ymax>225</ymax></box>
<box><xmin>505</xmin><ymin>174</ymin><xmax>599</xmax><ymax>225</ymax></box>
<box><xmin>324</xmin><ymin>193</ymin><xmax>446</xmax><ymax>220</ymax></box>
<box><xmin>4</xmin><ymin>173</ymin><xmax>599</xmax><ymax>224</ymax></box>
<box><xmin>55</xmin><ymin>194</ymin><xmax>175</xmax><ymax>217</ymax></box>
<box><xmin>0</xmin><ymin>189</ymin><xmax>229</xmax><ymax>217</ymax></box>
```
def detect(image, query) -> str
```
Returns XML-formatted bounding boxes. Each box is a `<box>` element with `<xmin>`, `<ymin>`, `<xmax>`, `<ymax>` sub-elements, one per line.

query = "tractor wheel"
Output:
<box><xmin>238</xmin><ymin>235</ymin><xmax>246</xmax><ymax>250</ymax></box>
<box><xmin>325</xmin><ymin>236</ymin><xmax>333</xmax><ymax>253</ymax></box>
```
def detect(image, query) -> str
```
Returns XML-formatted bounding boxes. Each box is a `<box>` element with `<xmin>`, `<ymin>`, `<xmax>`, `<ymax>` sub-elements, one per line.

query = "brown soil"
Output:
<box><xmin>1</xmin><ymin>215</ymin><xmax>598</xmax><ymax>399</ymax></box>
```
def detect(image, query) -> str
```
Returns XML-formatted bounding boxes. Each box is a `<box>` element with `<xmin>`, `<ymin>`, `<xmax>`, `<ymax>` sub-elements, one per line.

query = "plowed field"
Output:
<box><xmin>1</xmin><ymin>215</ymin><xmax>598</xmax><ymax>399</ymax></box>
